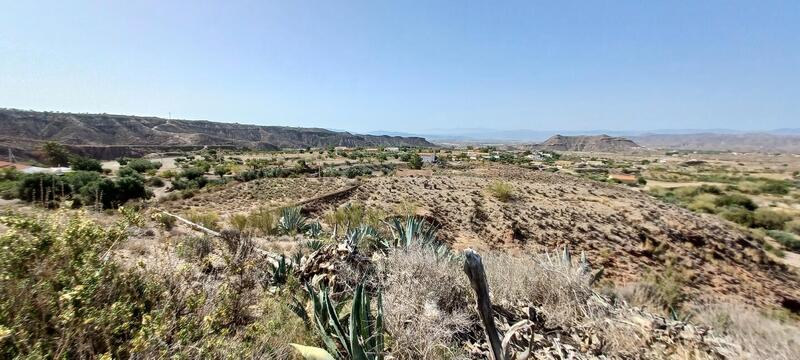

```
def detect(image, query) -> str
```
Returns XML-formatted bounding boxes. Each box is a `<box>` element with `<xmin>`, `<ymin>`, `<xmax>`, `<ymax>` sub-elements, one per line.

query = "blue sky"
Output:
<box><xmin>1</xmin><ymin>1</ymin><xmax>797</xmax><ymax>133</ymax></box>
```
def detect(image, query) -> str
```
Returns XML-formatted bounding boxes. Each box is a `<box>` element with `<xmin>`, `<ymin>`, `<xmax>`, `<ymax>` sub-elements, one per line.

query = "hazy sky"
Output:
<box><xmin>1</xmin><ymin>1</ymin><xmax>797</xmax><ymax>133</ymax></box>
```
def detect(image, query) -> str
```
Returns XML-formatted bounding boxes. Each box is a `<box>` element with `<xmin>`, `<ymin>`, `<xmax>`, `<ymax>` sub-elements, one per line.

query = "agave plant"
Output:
<box><xmin>278</xmin><ymin>207</ymin><xmax>308</xmax><ymax>235</ymax></box>
<box><xmin>305</xmin><ymin>239</ymin><xmax>325</xmax><ymax>251</ymax></box>
<box><xmin>343</xmin><ymin>224</ymin><xmax>384</xmax><ymax>253</ymax></box>
<box><xmin>387</xmin><ymin>216</ymin><xmax>454</xmax><ymax>260</ymax></box>
<box><xmin>546</xmin><ymin>245</ymin><xmax>604</xmax><ymax>286</ymax></box>
<box><xmin>268</xmin><ymin>254</ymin><xmax>292</xmax><ymax>286</ymax></box>
<box><xmin>306</xmin><ymin>221</ymin><xmax>323</xmax><ymax>238</ymax></box>
<box><xmin>294</xmin><ymin>283</ymin><xmax>384</xmax><ymax>360</ymax></box>
<box><xmin>388</xmin><ymin>216</ymin><xmax>439</xmax><ymax>248</ymax></box>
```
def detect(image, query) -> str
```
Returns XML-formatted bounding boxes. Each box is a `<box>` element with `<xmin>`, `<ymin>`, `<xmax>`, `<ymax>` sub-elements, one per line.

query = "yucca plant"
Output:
<box><xmin>294</xmin><ymin>283</ymin><xmax>384</xmax><ymax>360</ymax></box>
<box><xmin>278</xmin><ymin>207</ymin><xmax>308</xmax><ymax>235</ymax></box>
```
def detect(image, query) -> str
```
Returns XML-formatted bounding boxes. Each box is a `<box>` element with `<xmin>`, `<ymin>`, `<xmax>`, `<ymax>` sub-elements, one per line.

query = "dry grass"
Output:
<box><xmin>380</xmin><ymin>244</ymin><xmax>473</xmax><ymax>359</ymax></box>
<box><xmin>694</xmin><ymin>303</ymin><xmax>800</xmax><ymax>360</ymax></box>
<box><xmin>486</xmin><ymin>180</ymin><xmax>514</xmax><ymax>202</ymax></box>
<box><xmin>482</xmin><ymin>252</ymin><xmax>600</xmax><ymax>327</ymax></box>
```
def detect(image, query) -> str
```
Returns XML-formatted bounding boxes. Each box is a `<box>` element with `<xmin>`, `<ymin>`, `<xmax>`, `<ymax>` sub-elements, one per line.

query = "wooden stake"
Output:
<box><xmin>463</xmin><ymin>249</ymin><xmax>503</xmax><ymax>360</ymax></box>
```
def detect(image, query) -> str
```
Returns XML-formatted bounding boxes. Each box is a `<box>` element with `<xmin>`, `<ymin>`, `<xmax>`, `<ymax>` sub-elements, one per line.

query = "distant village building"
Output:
<box><xmin>608</xmin><ymin>173</ymin><xmax>637</xmax><ymax>184</ymax></box>
<box><xmin>419</xmin><ymin>152</ymin><xmax>437</xmax><ymax>163</ymax></box>
<box><xmin>21</xmin><ymin>166</ymin><xmax>73</xmax><ymax>175</ymax></box>
<box><xmin>334</xmin><ymin>146</ymin><xmax>349</xmax><ymax>151</ymax></box>
<box><xmin>384</xmin><ymin>147</ymin><xmax>400</xmax><ymax>152</ymax></box>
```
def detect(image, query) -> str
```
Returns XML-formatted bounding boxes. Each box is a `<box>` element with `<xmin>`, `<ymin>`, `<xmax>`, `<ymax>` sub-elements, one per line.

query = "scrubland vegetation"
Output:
<box><xmin>2</xmin><ymin>143</ymin><xmax>800</xmax><ymax>359</ymax></box>
<box><xmin>3</xmin><ymin>203</ymin><xmax>798</xmax><ymax>359</ymax></box>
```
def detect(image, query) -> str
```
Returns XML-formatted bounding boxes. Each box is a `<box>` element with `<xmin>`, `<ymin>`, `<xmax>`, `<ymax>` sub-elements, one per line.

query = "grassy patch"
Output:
<box><xmin>487</xmin><ymin>181</ymin><xmax>514</xmax><ymax>202</ymax></box>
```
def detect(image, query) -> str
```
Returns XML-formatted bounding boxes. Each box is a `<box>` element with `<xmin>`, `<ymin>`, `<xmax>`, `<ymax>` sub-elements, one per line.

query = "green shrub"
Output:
<box><xmin>407</xmin><ymin>153</ymin><xmax>423</xmax><ymax>170</ymax></box>
<box><xmin>767</xmin><ymin>230</ymin><xmax>800</xmax><ymax>252</ymax></box>
<box><xmin>117</xmin><ymin>166</ymin><xmax>140</xmax><ymax>177</ymax></box>
<box><xmin>176</xmin><ymin>235</ymin><xmax>213</xmax><ymax>260</ymax></box>
<box><xmin>687</xmin><ymin>193</ymin><xmax>718</xmax><ymax>213</ymax></box>
<box><xmin>720</xmin><ymin>207</ymin><xmax>754</xmax><ymax>227</ymax></box>
<box><xmin>0</xmin><ymin>211</ymin><xmax>157</xmax><ymax>359</ymax></box>
<box><xmin>247</xmin><ymin>207</ymin><xmax>277</xmax><ymax>235</ymax></box>
<box><xmin>229</xmin><ymin>213</ymin><xmax>249</xmax><ymax>232</ymax></box>
<box><xmin>146</xmin><ymin>176</ymin><xmax>165</xmax><ymax>187</ymax></box>
<box><xmin>126</xmin><ymin>159</ymin><xmax>162</xmax><ymax>173</ymax></box>
<box><xmin>752</xmin><ymin>208</ymin><xmax>791</xmax><ymax>230</ymax></box>
<box><xmin>487</xmin><ymin>181</ymin><xmax>514</xmax><ymax>202</ymax></box>
<box><xmin>180</xmin><ymin>167</ymin><xmax>206</xmax><ymax>180</ymax></box>
<box><xmin>187</xmin><ymin>210</ymin><xmax>220</xmax><ymax>231</ymax></box>
<box><xmin>70</xmin><ymin>156</ymin><xmax>103</xmax><ymax>172</ymax></box>
<box><xmin>714</xmin><ymin>193</ymin><xmax>757</xmax><ymax>211</ymax></box>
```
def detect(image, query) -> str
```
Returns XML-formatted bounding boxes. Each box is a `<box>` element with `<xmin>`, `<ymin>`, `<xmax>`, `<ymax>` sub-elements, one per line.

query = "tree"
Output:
<box><xmin>41</xmin><ymin>142</ymin><xmax>71</xmax><ymax>166</ymax></box>
<box><xmin>408</xmin><ymin>153</ymin><xmax>423</xmax><ymax>170</ymax></box>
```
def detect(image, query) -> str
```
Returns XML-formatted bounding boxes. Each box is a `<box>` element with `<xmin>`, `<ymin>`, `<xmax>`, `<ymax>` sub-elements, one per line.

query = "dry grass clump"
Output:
<box><xmin>487</xmin><ymin>180</ymin><xmax>514</xmax><ymax>202</ymax></box>
<box><xmin>186</xmin><ymin>210</ymin><xmax>220</xmax><ymax>231</ymax></box>
<box><xmin>380</xmin><ymin>244</ymin><xmax>473</xmax><ymax>359</ymax></box>
<box><xmin>482</xmin><ymin>252</ymin><xmax>601</xmax><ymax>327</ymax></box>
<box><xmin>694</xmin><ymin>303</ymin><xmax>800</xmax><ymax>360</ymax></box>
<box><xmin>247</xmin><ymin>207</ymin><xmax>277</xmax><ymax>235</ymax></box>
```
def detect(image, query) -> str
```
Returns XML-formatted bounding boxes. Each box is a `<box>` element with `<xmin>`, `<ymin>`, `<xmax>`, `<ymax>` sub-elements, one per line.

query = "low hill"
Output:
<box><xmin>0</xmin><ymin>109</ymin><xmax>434</xmax><ymax>159</ymax></box>
<box><xmin>533</xmin><ymin>134</ymin><xmax>641</xmax><ymax>152</ymax></box>
<box><xmin>633</xmin><ymin>133</ymin><xmax>800</xmax><ymax>153</ymax></box>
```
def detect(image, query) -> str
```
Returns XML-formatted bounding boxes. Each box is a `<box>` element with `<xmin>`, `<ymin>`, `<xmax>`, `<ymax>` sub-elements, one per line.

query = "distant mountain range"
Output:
<box><xmin>369</xmin><ymin>128</ymin><xmax>800</xmax><ymax>142</ymax></box>
<box><xmin>370</xmin><ymin>128</ymin><xmax>800</xmax><ymax>152</ymax></box>
<box><xmin>0</xmin><ymin>109</ymin><xmax>433</xmax><ymax>160</ymax></box>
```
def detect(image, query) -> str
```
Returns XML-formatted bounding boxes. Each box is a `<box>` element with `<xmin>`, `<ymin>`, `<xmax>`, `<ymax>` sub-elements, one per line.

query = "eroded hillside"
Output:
<box><xmin>162</xmin><ymin>164</ymin><xmax>800</xmax><ymax>311</ymax></box>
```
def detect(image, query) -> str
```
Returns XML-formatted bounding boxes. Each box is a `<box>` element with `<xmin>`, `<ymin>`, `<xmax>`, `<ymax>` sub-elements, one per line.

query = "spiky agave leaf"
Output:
<box><xmin>290</xmin><ymin>343</ymin><xmax>336</xmax><ymax>360</ymax></box>
<box><xmin>278</xmin><ymin>207</ymin><xmax>308</xmax><ymax>235</ymax></box>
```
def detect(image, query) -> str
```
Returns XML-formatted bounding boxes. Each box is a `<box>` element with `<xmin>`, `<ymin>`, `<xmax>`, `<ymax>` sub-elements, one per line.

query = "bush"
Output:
<box><xmin>720</xmin><ymin>207</ymin><xmax>754</xmax><ymax>227</ymax></box>
<box><xmin>407</xmin><ymin>153</ymin><xmax>423</xmax><ymax>170</ymax></box>
<box><xmin>0</xmin><ymin>211</ymin><xmax>156</xmax><ymax>359</ymax></box>
<box><xmin>687</xmin><ymin>193</ymin><xmax>718</xmax><ymax>213</ymax></box>
<box><xmin>714</xmin><ymin>193</ymin><xmax>757</xmax><ymax>211</ymax></box>
<box><xmin>767</xmin><ymin>230</ymin><xmax>800</xmax><ymax>252</ymax></box>
<box><xmin>187</xmin><ymin>210</ymin><xmax>220</xmax><ymax>231</ymax></box>
<box><xmin>247</xmin><ymin>207</ymin><xmax>277</xmax><ymax>235</ymax></box>
<box><xmin>126</xmin><ymin>159</ymin><xmax>162</xmax><ymax>173</ymax></box>
<box><xmin>117</xmin><ymin>166</ymin><xmax>140</xmax><ymax>178</ymax></box>
<box><xmin>176</xmin><ymin>235</ymin><xmax>213</xmax><ymax>260</ymax></box>
<box><xmin>752</xmin><ymin>208</ymin><xmax>791</xmax><ymax>230</ymax></box>
<box><xmin>180</xmin><ymin>167</ymin><xmax>206</xmax><ymax>180</ymax></box>
<box><xmin>487</xmin><ymin>181</ymin><xmax>514</xmax><ymax>202</ymax></box>
<box><xmin>146</xmin><ymin>176</ymin><xmax>165</xmax><ymax>187</ymax></box>
<box><xmin>70</xmin><ymin>156</ymin><xmax>103</xmax><ymax>172</ymax></box>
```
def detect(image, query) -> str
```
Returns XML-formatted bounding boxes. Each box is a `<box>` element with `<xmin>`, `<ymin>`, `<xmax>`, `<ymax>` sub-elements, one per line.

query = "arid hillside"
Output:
<box><xmin>163</xmin><ymin>164</ymin><xmax>800</xmax><ymax>311</ymax></box>
<box><xmin>533</xmin><ymin>134</ymin><xmax>642</xmax><ymax>152</ymax></box>
<box><xmin>633</xmin><ymin>132</ymin><xmax>800</xmax><ymax>153</ymax></box>
<box><xmin>0</xmin><ymin>108</ymin><xmax>434</xmax><ymax>159</ymax></box>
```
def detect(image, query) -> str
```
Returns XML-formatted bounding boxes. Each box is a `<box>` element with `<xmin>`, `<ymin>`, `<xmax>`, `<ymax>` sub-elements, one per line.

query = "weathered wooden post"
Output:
<box><xmin>463</xmin><ymin>248</ymin><xmax>503</xmax><ymax>360</ymax></box>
